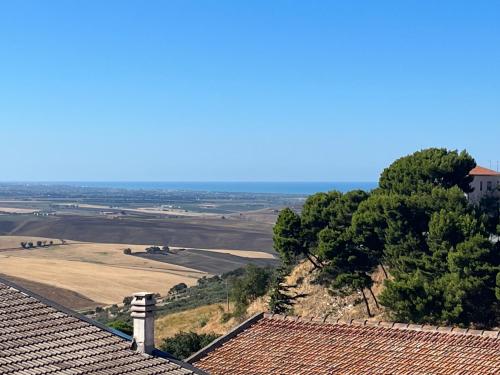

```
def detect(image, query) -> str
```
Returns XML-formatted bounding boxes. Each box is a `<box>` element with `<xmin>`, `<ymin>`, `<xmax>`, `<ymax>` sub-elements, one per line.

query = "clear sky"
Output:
<box><xmin>0</xmin><ymin>1</ymin><xmax>499</xmax><ymax>182</ymax></box>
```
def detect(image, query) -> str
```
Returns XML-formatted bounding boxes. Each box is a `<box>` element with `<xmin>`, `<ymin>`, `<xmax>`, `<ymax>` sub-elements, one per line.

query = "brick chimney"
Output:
<box><xmin>131</xmin><ymin>292</ymin><xmax>156</xmax><ymax>354</ymax></box>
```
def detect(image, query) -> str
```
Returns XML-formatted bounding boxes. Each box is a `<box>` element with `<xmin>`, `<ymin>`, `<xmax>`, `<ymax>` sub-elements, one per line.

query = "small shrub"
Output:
<box><xmin>145</xmin><ymin>246</ymin><xmax>162</xmax><ymax>254</ymax></box>
<box><xmin>107</xmin><ymin>320</ymin><xmax>133</xmax><ymax>336</ymax></box>
<box><xmin>123</xmin><ymin>248</ymin><xmax>132</xmax><ymax>255</ymax></box>
<box><xmin>169</xmin><ymin>283</ymin><xmax>188</xmax><ymax>295</ymax></box>
<box><xmin>198</xmin><ymin>314</ymin><xmax>209</xmax><ymax>328</ymax></box>
<box><xmin>159</xmin><ymin>331</ymin><xmax>220</xmax><ymax>360</ymax></box>
<box><xmin>220</xmin><ymin>312</ymin><xmax>232</xmax><ymax>324</ymax></box>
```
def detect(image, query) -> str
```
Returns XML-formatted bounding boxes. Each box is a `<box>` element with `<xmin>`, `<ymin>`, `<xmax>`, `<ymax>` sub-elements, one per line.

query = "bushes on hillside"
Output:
<box><xmin>20</xmin><ymin>240</ymin><xmax>53</xmax><ymax>249</ymax></box>
<box><xmin>230</xmin><ymin>264</ymin><xmax>273</xmax><ymax>317</ymax></box>
<box><xmin>169</xmin><ymin>283</ymin><xmax>188</xmax><ymax>295</ymax></box>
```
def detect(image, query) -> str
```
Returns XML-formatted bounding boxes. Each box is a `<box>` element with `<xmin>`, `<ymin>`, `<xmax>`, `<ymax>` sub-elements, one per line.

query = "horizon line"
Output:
<box><xmin>0</xmin><ymin>180</ymin><xmax>378</xmax><ymax>184</ymax></box>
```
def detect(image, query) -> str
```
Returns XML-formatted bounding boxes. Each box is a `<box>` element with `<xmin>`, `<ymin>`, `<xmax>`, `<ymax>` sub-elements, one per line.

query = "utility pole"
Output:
<box><xmin>225</xmin><ymin>279</ymin><xmax>230</xmax><ymax>312</ymax></box>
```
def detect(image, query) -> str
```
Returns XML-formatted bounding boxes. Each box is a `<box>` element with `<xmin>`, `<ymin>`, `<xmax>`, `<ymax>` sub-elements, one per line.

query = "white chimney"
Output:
<box><xmin>131</xmin><ymin>292</ymin><xmax>156</xmax><ymax>354</ymax></box>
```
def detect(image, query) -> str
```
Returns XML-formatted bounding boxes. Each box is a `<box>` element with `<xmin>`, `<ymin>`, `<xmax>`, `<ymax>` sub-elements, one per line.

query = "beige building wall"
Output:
<box><xmin>468</xmin><ymin>174</ymin><xmax>500</xmax><ymax>204</ymax></box>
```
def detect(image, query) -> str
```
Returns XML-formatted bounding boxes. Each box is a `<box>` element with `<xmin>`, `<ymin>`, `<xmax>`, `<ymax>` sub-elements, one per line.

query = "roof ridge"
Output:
<box><xmin>469</xmin><ymin>165</ymin><xmax>500</xmax><ymax>176</ymax></box>
<box><xmin>262</xmin><ymin>313</ymin><xmax>500</xmax><ymax>339</ymax></box>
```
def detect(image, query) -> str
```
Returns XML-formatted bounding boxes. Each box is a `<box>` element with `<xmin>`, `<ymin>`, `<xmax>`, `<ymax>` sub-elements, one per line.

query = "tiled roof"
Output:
<box><xmin>190</xmin><ymin>313</ymin><xmax>500</xmax><ymax>375</ymax></box>
<box><xmin>0</xmin><ymin>278</ymin><xmax>204</xmax><ymax>375</ymax></box>
<box><xmin>469</xmin><ymin>166</ymin><xmax>500</xmax><ymax>176</ymax></box>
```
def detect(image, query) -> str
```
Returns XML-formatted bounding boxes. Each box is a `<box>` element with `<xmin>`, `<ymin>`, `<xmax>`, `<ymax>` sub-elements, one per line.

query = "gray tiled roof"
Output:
<box><xmin>0</xmin><ymin>279</ymin><xmax>203</xmax><ymax>375</ymax></box>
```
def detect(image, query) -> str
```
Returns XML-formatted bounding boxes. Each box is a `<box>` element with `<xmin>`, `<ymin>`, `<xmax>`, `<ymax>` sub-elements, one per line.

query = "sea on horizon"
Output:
<box><xmin>20</xmin><ymin>181</ymin><xmax>378</xmax><ymax>195</ymax></box>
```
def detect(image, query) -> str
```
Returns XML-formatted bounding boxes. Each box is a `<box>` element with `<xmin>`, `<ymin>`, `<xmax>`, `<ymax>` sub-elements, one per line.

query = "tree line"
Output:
<box><xmin>20</xmin><ymin>240</ymin><xmax>54</xmax><ymax>248</ymax></box>
<box><xmin>272</xmin><ymin>148</ymin><xmax>500</xmax><ymax>327</ymax></box>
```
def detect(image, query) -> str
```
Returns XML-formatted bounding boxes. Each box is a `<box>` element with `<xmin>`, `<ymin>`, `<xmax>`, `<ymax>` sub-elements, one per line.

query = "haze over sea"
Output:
<box><xmin>35</xmin><ymin>182</ymin><xmax>378</xmax><ymax>195</ymax></box>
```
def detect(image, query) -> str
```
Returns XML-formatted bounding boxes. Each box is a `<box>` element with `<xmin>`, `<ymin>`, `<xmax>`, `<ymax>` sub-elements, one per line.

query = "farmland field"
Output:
<box><xmin>0</xmin><ymin>236</ymin><xmax>207</xmax><ymax>305</ymax></box>
<box><xmin>0</xmin><ymin>184</ymin><xmax>287</xmax><ymax>308</ymax></box>
<box><xmin>0</xmin><ymin>273</ymin><xmax>103</xmax><ymax>310</ymax></box>
<box><xmin>0</xmin><ymin>214</ymin><xmax>274</xmax><ymax>251</ymax></box>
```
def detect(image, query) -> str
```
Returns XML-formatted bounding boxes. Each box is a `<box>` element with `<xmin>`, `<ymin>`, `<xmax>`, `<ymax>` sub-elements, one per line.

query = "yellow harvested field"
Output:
<box><xmin>0</xmin><ymin>257</ymin><xmax>201</xmax><ymax>305</ymax></box>
<box><xmin>0</xmin><ymin>236</ymin><xmax>207</xmax><ymax>305</ymax></box>
<box><xmin>0</xmin><ymin>236</ymin><xmax>273</xmax><ymax>260</ymax></box>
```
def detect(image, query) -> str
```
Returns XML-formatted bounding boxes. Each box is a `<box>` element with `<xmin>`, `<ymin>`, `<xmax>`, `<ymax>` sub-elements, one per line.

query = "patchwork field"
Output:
<box><xmin>0</xmin><ymin>214</ymin><xmax>274</xmax><ymax>252</ymax></box>
<box><xmin>0</xmin><ymin>234</ymin><xmax>276</xmax><ymax>306</ymax></box>
<box><xmin>0</xmin><ymin>190</ymin><xmax>280</xmax><ymax>309</ymax></box>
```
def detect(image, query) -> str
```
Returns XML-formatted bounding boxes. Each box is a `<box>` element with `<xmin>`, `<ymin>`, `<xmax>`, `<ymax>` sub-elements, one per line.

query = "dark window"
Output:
<box><xmin>480</xmin><ymin>181</ymin><xmax>483</xmax><ymax>191</ymax></box>
<box><xmin>487</xmin><ymin>181</ymin><xmax>492</xmax><ymax>191</ymax></box>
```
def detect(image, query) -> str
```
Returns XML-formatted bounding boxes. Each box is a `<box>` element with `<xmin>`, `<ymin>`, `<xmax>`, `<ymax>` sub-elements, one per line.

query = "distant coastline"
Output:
<box><xmin>1</xmin><ymin>181</ymin><xmax>377</xmax><ymax>195</ymax></box>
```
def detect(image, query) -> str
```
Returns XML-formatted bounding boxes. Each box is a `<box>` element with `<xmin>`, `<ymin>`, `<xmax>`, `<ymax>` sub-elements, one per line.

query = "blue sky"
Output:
<box><xmin>0</xmin><ymin>1</ymin><xmax>499</xmax><ymax>181</ymax></box>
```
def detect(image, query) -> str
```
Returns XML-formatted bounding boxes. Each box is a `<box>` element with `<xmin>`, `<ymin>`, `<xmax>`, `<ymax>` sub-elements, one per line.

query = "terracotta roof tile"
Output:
<box><xmin>0</xmin><ymin>279</ymin><xmax>203</xmax><ymax>375</ymax></box>
<box><xmin>469</xmin><ymin>166</ymin><xmax>500</xmax><ymax>176</ymax></box>
<box><xmin>191</xmin><ymin>314</ymin><xmax>500</xmax><ymax>374</ymax></box>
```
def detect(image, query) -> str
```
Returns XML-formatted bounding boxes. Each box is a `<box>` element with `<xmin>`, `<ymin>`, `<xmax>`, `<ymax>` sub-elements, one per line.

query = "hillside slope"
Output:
<box><xmin>154</xmin><ymin>261</ymin><xmax>388</xmax><ymax>345</ymax></box>
<box><xmin>155</xmin><ymin>303</ymin><xmax>237</xmax><ymax>345</ymax></box>
<box><xmin>280</xmin><ymin>261</ymin><xmax>386</xmax><ymax>321</ymax></box>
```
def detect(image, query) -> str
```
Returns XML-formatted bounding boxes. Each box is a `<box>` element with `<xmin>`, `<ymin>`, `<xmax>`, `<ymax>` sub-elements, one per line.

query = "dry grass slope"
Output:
<box><xmin>241</xmin><ymin>260</ymin><xmax>387</xmax><ymax>322</ymax></box>
<box><xmin>155</xmin><ymin>303</ymin><xmax>237</xmax><ymax>345</ymax></box>
<box><xmin>282</xmin><ymin>261</ymin><xmax>387</xmax><ymax>320</ymax></box>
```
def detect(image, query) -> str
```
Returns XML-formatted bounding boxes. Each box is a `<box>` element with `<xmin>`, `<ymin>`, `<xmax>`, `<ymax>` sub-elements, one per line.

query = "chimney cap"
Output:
<box><xmin>131</xmin><ymin>292</ymin><xmax>156</xmax><ymax>308</ymax></box>
<box><xmin>133</xmin><ymin>291</ymin><xmax>155</xmax><ymax>297</ymax></box>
